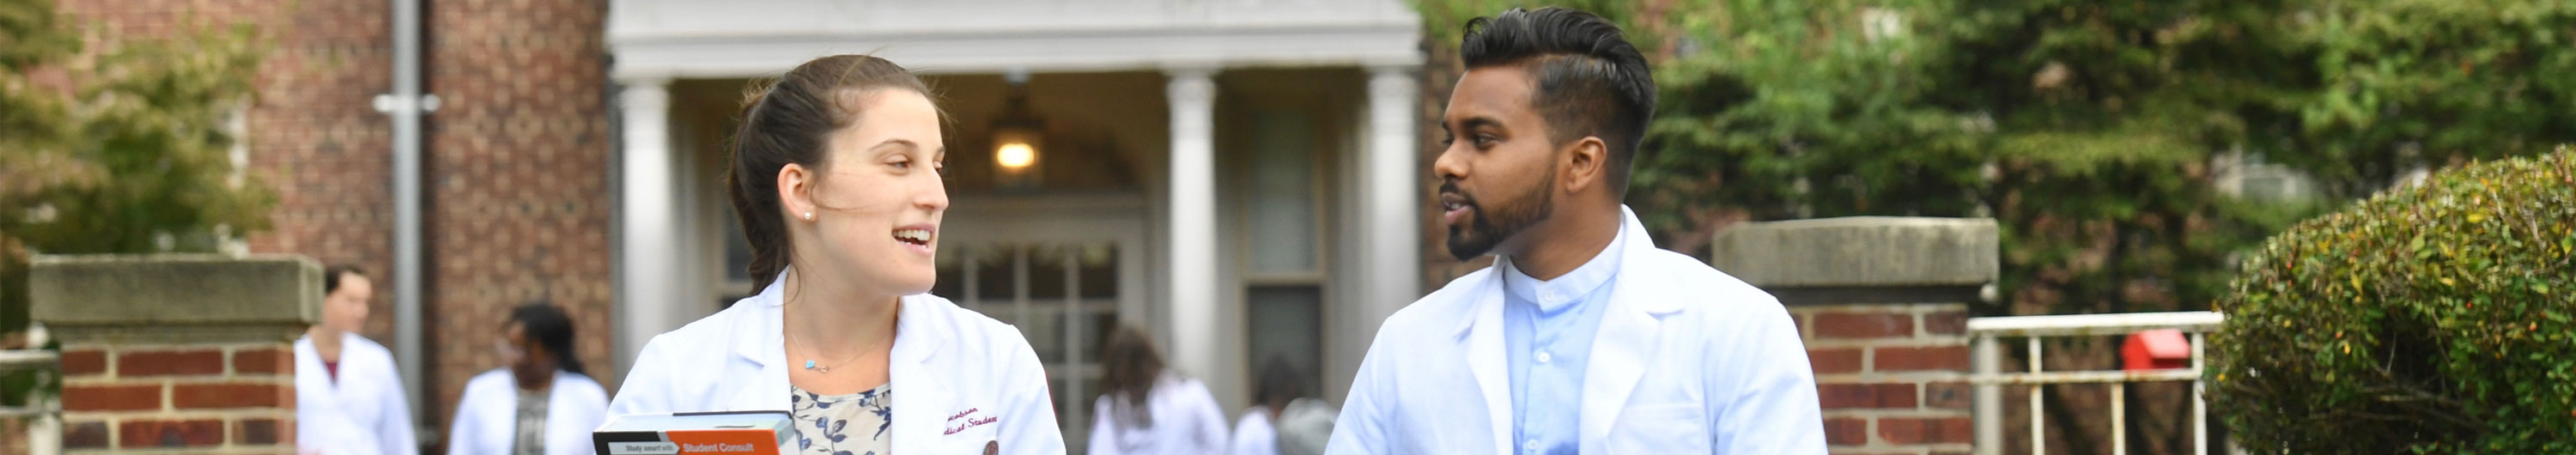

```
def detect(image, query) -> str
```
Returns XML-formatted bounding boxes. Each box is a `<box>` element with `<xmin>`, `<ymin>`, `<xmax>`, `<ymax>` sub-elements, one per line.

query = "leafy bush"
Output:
<box><xmin>2211</xmin><ymin>147</ymin><xmax>2576</xmax><ymax>453</ymax></box>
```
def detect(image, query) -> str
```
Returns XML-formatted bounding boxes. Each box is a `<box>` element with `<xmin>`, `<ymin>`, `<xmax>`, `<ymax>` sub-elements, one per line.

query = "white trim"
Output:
<box><xmin>613</xmin><ymin>27</ymin><xmax>1420</xmax><ymax>79</ymax></box>
<box><xmin>609</xmin><ymin>0</ymin><xmax>1420</xmax><ymax>79</ymax></box>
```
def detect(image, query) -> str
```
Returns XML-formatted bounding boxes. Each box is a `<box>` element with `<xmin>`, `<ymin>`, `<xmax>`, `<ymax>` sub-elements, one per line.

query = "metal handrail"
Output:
<box><xmin>1969</xmin><ymin>311</ymin><xmax>2221</xmax><ymax>455</ymax></box>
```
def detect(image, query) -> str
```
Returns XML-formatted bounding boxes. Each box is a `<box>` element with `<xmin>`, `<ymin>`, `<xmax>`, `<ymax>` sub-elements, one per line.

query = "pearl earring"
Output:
<box><xmin>803</xmin><ymin>212</ymin><xmax>814</xmax><ymax>221</ymax></box>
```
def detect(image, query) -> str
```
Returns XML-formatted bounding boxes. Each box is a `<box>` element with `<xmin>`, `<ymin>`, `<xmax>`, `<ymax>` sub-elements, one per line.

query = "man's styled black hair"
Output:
<box><xmin>1460</xmin><ymin>7</ymin><xmax>1656</xmax><ymax>196</ymax></box>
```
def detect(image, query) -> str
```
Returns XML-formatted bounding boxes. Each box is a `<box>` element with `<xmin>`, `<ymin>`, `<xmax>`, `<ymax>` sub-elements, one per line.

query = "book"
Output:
<box><xmin>593</xmin><ymin>410</ymin><xmax>794</xmax><ymax>455</ymax></box>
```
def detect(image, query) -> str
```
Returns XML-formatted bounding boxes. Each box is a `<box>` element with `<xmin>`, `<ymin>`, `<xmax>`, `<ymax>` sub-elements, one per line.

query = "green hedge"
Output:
<box><xmin>2211</xmin><ymin>147</ymin><xmax>2576</xmax><ymax>453</ymax></box>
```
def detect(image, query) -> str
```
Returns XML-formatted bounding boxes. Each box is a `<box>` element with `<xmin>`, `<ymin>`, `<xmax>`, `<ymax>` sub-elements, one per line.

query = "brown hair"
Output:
<box><xmin>727</xmin><ymin>55</ymin><xmax>934</xmax><ymax>290</ymax></box>
<box><xmin>1098</xmin><ymin>325</ymin><xmax>1167</xmax><ymax>428</ymax></box>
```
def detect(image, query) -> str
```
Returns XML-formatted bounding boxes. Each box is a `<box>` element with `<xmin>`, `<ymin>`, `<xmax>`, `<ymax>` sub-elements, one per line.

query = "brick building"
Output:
<box><xmin>58</xmin><ymin>0</ymin><xmax>614</xmax><ymax>449</ymax></box>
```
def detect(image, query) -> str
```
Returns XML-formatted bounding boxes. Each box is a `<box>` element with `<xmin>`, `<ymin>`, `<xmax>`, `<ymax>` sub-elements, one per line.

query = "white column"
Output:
<box><xmin>1334</xmin><ymin>65</ymin><xmax>1422</xmax><ymax>401</ymax></box>
<box><xmin>616</xmin><ymin>77</ymin><xmax>679</xmax><ymax>381</ymax></box>
<box><xmin>1163</xmin><ymin>68</ymin><xmax>1221</xmax><ymax>399</ymax></box>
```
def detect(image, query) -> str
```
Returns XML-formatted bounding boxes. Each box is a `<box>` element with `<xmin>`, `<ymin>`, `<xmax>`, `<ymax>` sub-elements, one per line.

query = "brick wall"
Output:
<box><xmin>1710</xmin><ymin>216</ymin><xmax>1999</xmax><ymax>455</ymax></box>
<box><xmin>1799</xmin><ymin>303</ymin><xmax>1975</xmax><ymax>455</ymax></box>
<box><xmin>420</xmin><ymin>0</ymin><xmax>616</xmax><ymax>432</ymax></box>
<box><xmin>58</xmin><ymin>345</ymin><xmax>296</xmax><ymax>452</ymax></box>
<box><xmin>31</xmin><ymin>255</ymin><xmax>319</xmax><ymax>455</ymax></box>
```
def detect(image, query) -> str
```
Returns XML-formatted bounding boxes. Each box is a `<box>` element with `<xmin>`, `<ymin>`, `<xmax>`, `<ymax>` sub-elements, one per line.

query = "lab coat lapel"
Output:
<box><xmin>725</xmin><ymin>295</ymin><xmax>793</xmax><ymax>412</ymax></box>
<box><xmin>888</xmin><ymin>294</ymin><xmax>951</xmax><ymax>452</ymax></box>
<box><xmin>1579</xmin><ymin>294</ymin><xmax>1662</xmax><ymax>449</ymax></box>
<box><xmin>1580</xmin><ymin>207</ymin><xmax>1683</xmax><ymax>451</ymax></box>
<box><xmin>1455</xmin><ymin>270</ymin><xmax>1516</xmax><ymax>453</ymax></box>
<box><xmin>333</xmin><ymin>332</ymin><xmax>376</xmax><ymax>411</ymax></box>
<box><xmin>291</xmin><ymin>337</ymin><xmax>339</xmax><ymax>415</ymax></box>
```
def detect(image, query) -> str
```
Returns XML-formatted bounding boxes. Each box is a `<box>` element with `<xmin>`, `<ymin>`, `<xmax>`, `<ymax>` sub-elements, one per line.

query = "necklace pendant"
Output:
<box><xmin>804</xmin><ymin>360</ymin><xmax>818</xmax><ymax>370</ymax></box>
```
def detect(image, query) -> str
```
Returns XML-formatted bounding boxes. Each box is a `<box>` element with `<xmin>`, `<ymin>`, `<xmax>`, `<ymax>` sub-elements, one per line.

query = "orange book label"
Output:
<box><xmin>665</xmin><ymin>429</ymin><xmax>784</xmax><ymax>454</ymax></box>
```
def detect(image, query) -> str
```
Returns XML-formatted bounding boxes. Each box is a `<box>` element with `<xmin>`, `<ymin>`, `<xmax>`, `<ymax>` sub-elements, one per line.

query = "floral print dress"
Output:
<box><xmin>790</xmin><ymin>383</ymin><xmax>894</xmax><ymax>455</ymax></box>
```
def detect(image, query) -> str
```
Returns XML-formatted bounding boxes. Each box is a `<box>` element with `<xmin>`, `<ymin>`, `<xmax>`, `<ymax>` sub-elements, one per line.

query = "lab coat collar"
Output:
<box><xmin>725</xmin><ymin>277</ymin><xmax>792</xmax><ymax>410</ymax></box>
<box><xmin>724</xmin><ymin>270</ymin><xmax>950</xmax><ymax>411</ymax></box>
<box><xmin>730</xmin><ymin>270</ymin><xmax>950</xmax><ymax>366</ymax></box>
<box><xmin>1447</xmin><ymin>205</ymin><xmax>1683</xmax><ymax>452</ymax></box>
<box><xmin>1449</xmin><ymin>206</ymin><xmax>1679</xmax><ymax>338</ymax></box>
<box><xmin>1582</xmin><ymin>206</ymin><xmax>1679</xmax><ymax>449</ymax></box>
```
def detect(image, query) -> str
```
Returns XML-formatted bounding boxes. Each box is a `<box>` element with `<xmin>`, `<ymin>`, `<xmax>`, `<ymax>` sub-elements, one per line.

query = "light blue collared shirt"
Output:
<box><xmin>1498</xmin><ymin>221</ymin><xmax>1625</xmax><ymax>455</ymax></box>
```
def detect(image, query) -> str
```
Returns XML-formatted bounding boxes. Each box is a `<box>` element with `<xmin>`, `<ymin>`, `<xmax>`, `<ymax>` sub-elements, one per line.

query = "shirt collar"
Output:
<box><xmin>1499</xmin><ymin>215</ymin><xmax>1626</xmax><ymax>312</ymax></box>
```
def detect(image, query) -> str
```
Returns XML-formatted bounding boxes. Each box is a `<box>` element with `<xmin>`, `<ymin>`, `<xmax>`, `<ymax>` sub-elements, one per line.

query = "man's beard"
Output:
<box><xmin>1443</xmin><ymin>173</ymin><xmax>1554</xmax><ymax>261</ymax></box>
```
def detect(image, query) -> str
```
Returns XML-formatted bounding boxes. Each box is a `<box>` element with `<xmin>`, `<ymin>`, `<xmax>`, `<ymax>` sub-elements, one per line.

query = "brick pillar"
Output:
<box><xmin>1712</xmin><ymin>217</ymin><xmax>1996</xmax><ymax>455</ymax></box>
<box><xmin>31</xmin><ymin>254</ymin><xmax>319</xmax><ymax>454</ymax></box>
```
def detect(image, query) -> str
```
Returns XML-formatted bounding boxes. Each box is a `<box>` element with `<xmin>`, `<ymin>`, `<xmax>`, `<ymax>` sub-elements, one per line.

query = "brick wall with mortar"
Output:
<box><xmin>31</xmin><ymin>255</ymin><xmax>319</xmax><ymax>454</ymax></box>
<box><xmin>418</xmin><ymin>0</ymin><xmax>615</xmax><ymax>434</ymax></box>
<box><xmin>1798</xmin><ymin>302</ymin><xmax>1976</xmax><ymax>454</ymax></box>
<box><xmin>1713</xmin><ymin>217</ymin><xmax>1997</xmax><ymax>455</ymax></box>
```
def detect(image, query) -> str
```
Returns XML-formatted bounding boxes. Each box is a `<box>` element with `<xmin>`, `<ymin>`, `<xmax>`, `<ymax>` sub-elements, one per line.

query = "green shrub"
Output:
<box><xmin>2211</xmin><ymin>147</ymin><xmax>2576</xmax><ymax>453</ymax></box>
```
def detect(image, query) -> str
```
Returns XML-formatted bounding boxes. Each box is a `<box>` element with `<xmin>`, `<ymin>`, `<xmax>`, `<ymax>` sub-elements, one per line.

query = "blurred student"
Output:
<box><xmin>447</xmin><ymin>302</ymin><xmax>609</xmax><ymax>455</ymax></box>
<box><xmin>1088</xmin><ymin>325</ymin><xmax>1228</xmax><ymax>455</ymax></box>
<box><xmin>296</xmin><ymin>265</ymin><xmax>419</xmax><ymax>455</ymax></box>
<box><xmin>1233</xmin><ymin>358</ymin><xmax>1336</xmax><ymax>455</ymax></box>
<box><xmin>607</xmin><ymin>54</ymin><xmax>1063</xmax><ymax>454</ymax></box>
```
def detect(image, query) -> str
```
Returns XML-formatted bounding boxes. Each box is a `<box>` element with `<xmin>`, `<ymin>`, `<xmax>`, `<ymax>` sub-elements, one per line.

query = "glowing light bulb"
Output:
<box><xmin>996</xmin><ymin>143</ymin><xmax>1036</xmax><ymax>169</ymax></box>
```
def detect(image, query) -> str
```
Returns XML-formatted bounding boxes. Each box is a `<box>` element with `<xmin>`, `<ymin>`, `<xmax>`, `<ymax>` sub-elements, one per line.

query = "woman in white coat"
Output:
<box><xmin>296</xmin><ymin>265</ymin><xmax>417</xmax><ymax>455</ymax></box>
<box><xmin>607</xmin><ymin>54</ymin><xmax>1063</xmax><ymax>455</ymax></box>
<box><xmin>1088</xmin><ymin>325</ymin><xmax>1228</xmax><ymax>455</ymax></box>
<box><xmin>447</xmin><ymin>303</ymin><xmax>609</xmax><ymax>455</ymax></box>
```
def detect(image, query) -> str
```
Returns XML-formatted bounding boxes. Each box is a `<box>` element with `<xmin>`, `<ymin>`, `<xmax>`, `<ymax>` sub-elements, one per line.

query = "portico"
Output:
<box><xmin>606</xmin><ymin>0</ymin><xmax>1423</xmax><ymax>445</ymax></box>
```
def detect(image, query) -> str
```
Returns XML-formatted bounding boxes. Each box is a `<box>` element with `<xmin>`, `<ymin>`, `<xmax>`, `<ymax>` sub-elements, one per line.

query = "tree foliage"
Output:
<box><xmin>0</xmin><ymin>0</ymin><xmax>272</xmax><ymax>331</ymax></box>
<box><xmin>2281</xmin><ymin>0</ymin><xmax>2576</xmax><ymax>198</ymax></box>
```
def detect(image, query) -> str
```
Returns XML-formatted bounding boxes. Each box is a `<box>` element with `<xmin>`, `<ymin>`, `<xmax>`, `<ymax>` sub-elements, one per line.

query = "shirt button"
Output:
<box><xmin>1535</xmin><ymin>351</ymin><xmax>1552</xmax><ymax>364</ymax></box>
<box><xmin>1524</xmin><ymin>440</ymin><xmax>1539</xmax><ymax>452</ymax></box>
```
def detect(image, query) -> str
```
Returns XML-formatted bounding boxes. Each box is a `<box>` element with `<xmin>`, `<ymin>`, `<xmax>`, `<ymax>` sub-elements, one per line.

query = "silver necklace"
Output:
<box><xmin>787</xmin><ymin>327</ymin><xmax>886</xmax><ymax>373</ymax></box>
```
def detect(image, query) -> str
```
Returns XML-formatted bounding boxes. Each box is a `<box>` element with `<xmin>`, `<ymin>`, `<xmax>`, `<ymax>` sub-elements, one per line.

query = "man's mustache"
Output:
<box><xmin>1437</xmin><ymin>181</ymin><xmax>1476</xmax><ymax>209</ymax></box>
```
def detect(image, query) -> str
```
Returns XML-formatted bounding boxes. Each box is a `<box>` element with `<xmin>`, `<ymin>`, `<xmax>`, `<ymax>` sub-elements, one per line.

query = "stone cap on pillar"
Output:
<box><xmin>1710</xmin><ymin>216</ymin><xmax>1999</xmax><ymax>305</ymax></box>
<box><xmin>30</xmin><ymin>254</ymin><xmax>322</xmax><ymax>345</ymax></box>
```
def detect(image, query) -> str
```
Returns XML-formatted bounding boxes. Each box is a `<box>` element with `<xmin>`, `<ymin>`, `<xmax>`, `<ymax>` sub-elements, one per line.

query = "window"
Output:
<box><xmin>933</xmin><ymin>242</ymin><xmax>1124</xmax><ymax>447</ymax></box>
<box><xmin>1240</xmin><ymin>109</ymin><xmax>1329</xmax><ymax>391</ymax></box>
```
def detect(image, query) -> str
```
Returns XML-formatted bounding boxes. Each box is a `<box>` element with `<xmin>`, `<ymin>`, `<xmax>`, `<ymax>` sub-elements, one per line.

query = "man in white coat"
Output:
<box><xmin>295</xmin><ymin>266</ymin><xmax>419</xmax><ymax>455</ymax></box>
<box><xmin>1327</xmin><ymin>7</ymin><xmax>1826</xmax><ymax>454</ymax></box>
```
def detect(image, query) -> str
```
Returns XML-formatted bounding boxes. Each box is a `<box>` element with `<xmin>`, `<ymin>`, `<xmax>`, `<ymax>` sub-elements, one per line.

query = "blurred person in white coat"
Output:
<box><xmin>295</xmin><ymin>265</ymin><xmax>419</xmax><ymax>455</ymax></box>
<box><xmin>607</xmin><ymin>54</ymin><xmax>1063</xmax><ymax>455</ymax></box>
<box><xmin>1327</xmin><ymin>8</ymin><xmax>1826</xmax><ymax>454</ymax></box>
<box><xmin>1234</xmin><ymin>357</ymin><xmax>1334</xmax><ymax>455</ymax></box>
<box><xmin>1088</xmin><ymin>325</ymin><xmax>1228</xmax><ymax>455</ymax></box>
<box><xmin>446</xmin><ymin>302</ymin><xmax>609</xmax><ymax>455</ymax></box>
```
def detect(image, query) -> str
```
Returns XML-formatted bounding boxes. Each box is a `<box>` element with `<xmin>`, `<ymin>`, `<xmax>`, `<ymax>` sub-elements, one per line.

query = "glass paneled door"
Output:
<box><xmin>927</xmin><ymin>194</ymin><xmax>1148</xmax><ymax>451</ymax></box>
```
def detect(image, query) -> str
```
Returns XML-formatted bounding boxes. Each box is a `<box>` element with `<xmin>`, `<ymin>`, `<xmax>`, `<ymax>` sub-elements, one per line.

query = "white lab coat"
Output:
<box><xmin>445</xmin><ymin>368</ymin><xmax>610</xmax><ymax>455</ymax></box>
<box><xmin>607</xmin><ymin>277</ymin><xmax>1066</xmax><ymax>454</ymax></box>
<box><xmin>1085</xmin><ymin>373</ymin><xmax>1228</xmax><ymax>455</ymax></box>
<box><xmin>295</xmin><ymin>332</ymin><xmax>419</xmax><ymax>455</ymax></box>
<box><xmin>1327</xmin><ymin>207</ymin><xmax>1827</xmax><ymax>454</ymax></box>
<box><xmin>1229</xmin><ymin>410</ymin><xmax>1278</xmax><ymax>455</ymax></box>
